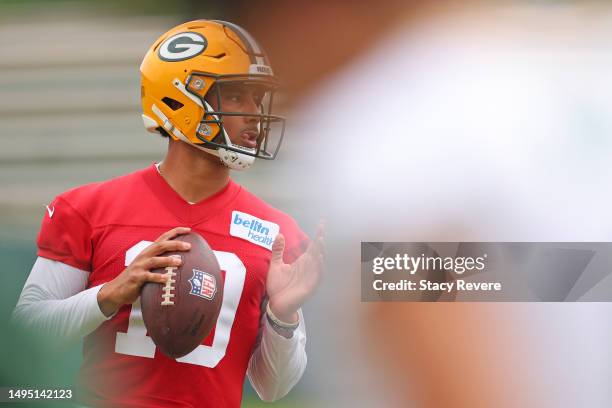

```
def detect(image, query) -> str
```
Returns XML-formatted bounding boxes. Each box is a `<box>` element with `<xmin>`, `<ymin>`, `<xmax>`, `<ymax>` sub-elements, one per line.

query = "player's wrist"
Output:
<box><xmin>97</xmin><ymin>282</ymin><xmax>122</xmax><ymax>317</ymax></box>
<box><xmin>267</xmin><ymin>300</ymin><xmax>299</xmax><ymax>325</ymax></box>
<box><xmin>266</xmin><ymin>302</ymin><xmax>298</xmax><ymax>339</ymax></box>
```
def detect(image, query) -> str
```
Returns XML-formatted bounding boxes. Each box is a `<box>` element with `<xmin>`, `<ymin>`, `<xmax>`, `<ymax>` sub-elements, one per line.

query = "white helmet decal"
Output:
<box><xmin>158</xmin><ymin>32</ymin><xmax>207</xmax><ymax>62</ymax></box>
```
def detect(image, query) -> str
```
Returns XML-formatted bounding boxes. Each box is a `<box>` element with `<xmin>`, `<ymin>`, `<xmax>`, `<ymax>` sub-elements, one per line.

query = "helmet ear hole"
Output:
<box><xmin>161</xmin><ymin>97</ymin><xmax>184</xmax><ymax>111</ymax></box>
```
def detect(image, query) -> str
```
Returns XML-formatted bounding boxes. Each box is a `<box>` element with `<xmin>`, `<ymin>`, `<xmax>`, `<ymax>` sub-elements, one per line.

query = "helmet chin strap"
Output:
<box><xmin>217</xmin><ymin>146</ymin><xmax>255</xmax><ymax>170</ymax></box>
<box><xmin>203</xmin><ymin>100</ymin><xmax>256</xmax><ymax>171</ymax></box>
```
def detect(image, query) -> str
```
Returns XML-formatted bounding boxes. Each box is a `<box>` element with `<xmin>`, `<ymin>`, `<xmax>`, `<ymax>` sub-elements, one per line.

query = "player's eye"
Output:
<box><xmin>227</xmin><ymin>93</ymin><xmax>242</xmax><ymax>103</ymax></box>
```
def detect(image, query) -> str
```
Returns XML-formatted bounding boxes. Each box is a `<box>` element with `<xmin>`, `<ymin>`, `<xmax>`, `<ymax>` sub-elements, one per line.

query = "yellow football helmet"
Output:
<box><xmin>140</xmin><ymin>20</ymin><xmax>284</xmax><ymax>170</ymax></box>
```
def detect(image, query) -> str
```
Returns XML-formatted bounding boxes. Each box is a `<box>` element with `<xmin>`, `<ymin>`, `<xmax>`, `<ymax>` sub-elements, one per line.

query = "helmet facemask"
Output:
<box><xmin>183</xmin><ymin>72</ymin><xmax>286</xmax><ymax>170</ymax></box>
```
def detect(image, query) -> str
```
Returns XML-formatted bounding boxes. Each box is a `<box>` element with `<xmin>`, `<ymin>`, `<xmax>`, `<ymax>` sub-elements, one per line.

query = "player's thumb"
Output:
<box><xmin>270</xmin><ymin>233</ymin><xmax>285</xmax><ymax>264</ymax></box>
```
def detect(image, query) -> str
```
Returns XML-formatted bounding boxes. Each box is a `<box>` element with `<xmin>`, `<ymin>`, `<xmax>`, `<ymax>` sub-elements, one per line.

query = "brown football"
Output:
<box><xmin>141</xmin><ymin>232</ymin><xmax>223</xmax><ymax>359</ymax></box>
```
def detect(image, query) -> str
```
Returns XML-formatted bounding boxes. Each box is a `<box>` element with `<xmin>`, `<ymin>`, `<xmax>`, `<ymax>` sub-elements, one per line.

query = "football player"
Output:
<box><xmin>12</xmin><ymin>20</ymin><xmax>324</xmax><ymax>407</ymax></box>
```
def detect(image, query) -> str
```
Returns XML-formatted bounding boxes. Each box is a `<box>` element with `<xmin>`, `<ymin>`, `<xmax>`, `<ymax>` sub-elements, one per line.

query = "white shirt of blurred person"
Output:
<box><xmin>288</xmin><ymin>8</ymin><xmax>611</xmax><ymax>408</ymax></box>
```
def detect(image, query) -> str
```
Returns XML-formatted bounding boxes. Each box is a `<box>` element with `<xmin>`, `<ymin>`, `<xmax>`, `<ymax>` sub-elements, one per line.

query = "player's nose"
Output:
<box><xmin>242</xmin><ymin>94</ymin><xmax>260</xmax><ymax>123</ymax></box>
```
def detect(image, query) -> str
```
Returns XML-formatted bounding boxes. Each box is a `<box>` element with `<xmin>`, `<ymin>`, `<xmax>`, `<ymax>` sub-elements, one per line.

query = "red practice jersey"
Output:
<box><xmin>36</xmin><ymin>164</ymin><xmax>308</xmax><ymax>407</ymax></box>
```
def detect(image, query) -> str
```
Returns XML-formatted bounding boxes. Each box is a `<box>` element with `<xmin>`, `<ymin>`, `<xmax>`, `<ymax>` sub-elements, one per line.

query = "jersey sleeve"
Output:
<box><xmin>37</xmin><ymin>196</ymin><xmax>93</xmax><ymax>271</ymax></box>
<box><xmin>281</xmin><ymin>218</ymin><xmax>310</xmax><ymax>265</ymax></box>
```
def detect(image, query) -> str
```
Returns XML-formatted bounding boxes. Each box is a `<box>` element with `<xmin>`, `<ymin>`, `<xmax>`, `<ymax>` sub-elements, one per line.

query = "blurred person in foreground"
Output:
<box><xmin>283</xmin><ymin>3</ymin><xmax>612</xmax><ymax>407</ymax></box>
<box><xmin>12</xmin><ymin>20</ymin><xmax>324</xmax><ymax>407</ymax></box>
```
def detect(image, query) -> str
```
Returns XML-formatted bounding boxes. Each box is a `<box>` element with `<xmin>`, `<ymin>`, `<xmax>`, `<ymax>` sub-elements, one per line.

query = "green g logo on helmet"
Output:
<box><xmin>158</xmin><ymin>32</ymin><xmax>208</xmax><ymax>62</ymax></box>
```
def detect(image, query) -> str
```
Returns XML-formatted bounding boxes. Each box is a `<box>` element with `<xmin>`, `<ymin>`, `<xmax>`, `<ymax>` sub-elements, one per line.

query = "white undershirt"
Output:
<box><xmin>12</xmin><ymin>257</ymin><xmax>307</xmax><ymax>402</ymax></box>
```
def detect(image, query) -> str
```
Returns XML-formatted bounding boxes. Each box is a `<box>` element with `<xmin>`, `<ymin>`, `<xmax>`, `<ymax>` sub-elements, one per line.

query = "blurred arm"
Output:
<box><xmin>12</xmin><ymin>257</ymin><xmax>112</xmax><ymax>342</ymax></box>
<box><xmin>247</xmin><ymin>308</ymin><xmax>307</xmax><ymax>402</ymax></box>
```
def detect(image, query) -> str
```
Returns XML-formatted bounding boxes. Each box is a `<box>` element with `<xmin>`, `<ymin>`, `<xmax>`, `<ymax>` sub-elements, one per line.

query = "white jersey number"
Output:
<box><xmin>115</xmin><ymin>241</ymin><xmax>246</xmax><ymax>367</ymax></box>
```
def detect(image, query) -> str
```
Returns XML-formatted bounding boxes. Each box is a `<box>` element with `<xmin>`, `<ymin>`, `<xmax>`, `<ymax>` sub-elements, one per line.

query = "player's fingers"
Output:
<box><xmin>155</xmin><ymin>227</ymin><xmax>191</xmax><ymax>243</ymax></box>
<box><xmin>316</xmin><ymin>253</ymin><xmax>325</xmax><ymax>273</ymax></box>
<box><xmin>294</xmin><ymin>252</ymin><xmax>311</xmax><ymax>273</ymax></box>
<box><xmin>302</xmin><ymin>258</ymin><xmax>323</xmax><ymax>290</ymax></box>
<box><xmin>314</xmin><ymin>219</ymin><xmax>326</xmax><ymax>254</ymax></box>
<box><xmin>144</xmin><ymin>240</ymin><xmax>191</xmax><ymax>256</ymax></box>
<box><xmin>303</xmin><ymin>249</ymin><xmax>323</xmax><ymax>271</ymax></box>
<box><xmin>312</xmin><ymin>235</ymin><xmax>326</xmax><ymax>258</ymax></box>
<box><xmin>143</xmin><ymin>271</ymin><xmax>170</xmax><ymax>284</ymax></box>
<box><xmin>315</xmin><ymin>219</ymin><xmax>326</xmax><ymax>240</ymax></box>
<box><xmin>305</xmin><ymin>253</ymin><xmax>324</xmax><ymax>282</ymax></box>
<box><xmin>305</xmin><ymin>235</ymin><xmax>325</xmax><ymax>261</ymax></box>
<box><xmin>144</xmin><ymin>255</ymin><xmax>182</xmax><ymax>270</ymax></box>
<box><xmin>301</xmin><ymin>220</ymin><xmax>325</xmax><ymax>257</ymax></box>
<box><xmin>270</xmin><ymin>233</ymin><xmax>285</xmax><ymax>264</ymax></box>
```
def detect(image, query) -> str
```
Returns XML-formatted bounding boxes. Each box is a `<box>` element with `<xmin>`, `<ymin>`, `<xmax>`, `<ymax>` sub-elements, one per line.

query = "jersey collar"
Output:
<box><xmin>142</xmin><ymin>163</ymin><xmax>241</xmax><ymax>224</ymax></box>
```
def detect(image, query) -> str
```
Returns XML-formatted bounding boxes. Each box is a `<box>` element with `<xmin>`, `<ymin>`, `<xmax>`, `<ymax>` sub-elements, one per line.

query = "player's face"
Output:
<box><xmin>207</xmin><ymin>83</ymin><xmax>267</xmax><ymax>149</ymax></box>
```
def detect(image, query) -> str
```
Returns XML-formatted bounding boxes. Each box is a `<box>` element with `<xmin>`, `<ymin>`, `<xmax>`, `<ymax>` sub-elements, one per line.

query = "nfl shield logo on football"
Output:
<box><xmin>188</xmin><ymin>269</ymin><xmax>217</xmax><ymax>300</ymax></box>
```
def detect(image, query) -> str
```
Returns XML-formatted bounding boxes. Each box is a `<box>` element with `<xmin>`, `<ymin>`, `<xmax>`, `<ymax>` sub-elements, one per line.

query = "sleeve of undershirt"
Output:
<box><xmin>246</xmin><ymin>307</ymin><xmax>307</xmax><ymax>402</ymax></box>
<box><xmin>11</xmin><ymin>257</ymin><xmax>113</xmax><ymax>342</ymax></box>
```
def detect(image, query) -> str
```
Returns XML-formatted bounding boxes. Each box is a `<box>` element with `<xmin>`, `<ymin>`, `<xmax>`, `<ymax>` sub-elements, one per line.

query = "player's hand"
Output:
<box><xmin>266</xmin><ymin>221</ymin><xmax>325</xmax><ymax>324</ymax></box>
<box><xmin>97</xmin><ymin>227</ymin><xmax>192</xmax><ymax>317</ymax></box>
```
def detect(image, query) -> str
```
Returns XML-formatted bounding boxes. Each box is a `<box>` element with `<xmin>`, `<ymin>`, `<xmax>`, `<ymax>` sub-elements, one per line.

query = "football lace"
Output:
<box><xmin>161</xmin><ymin>255</ymin><xmax>180</xmax><ymax>306</ymax></box>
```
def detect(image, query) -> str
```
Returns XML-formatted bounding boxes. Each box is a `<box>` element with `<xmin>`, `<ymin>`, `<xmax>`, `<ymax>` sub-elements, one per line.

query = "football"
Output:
<box><xmin>141</xmin><ymin>232</ymin><xmax>223</xmax><ymax>359</ymax></box>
